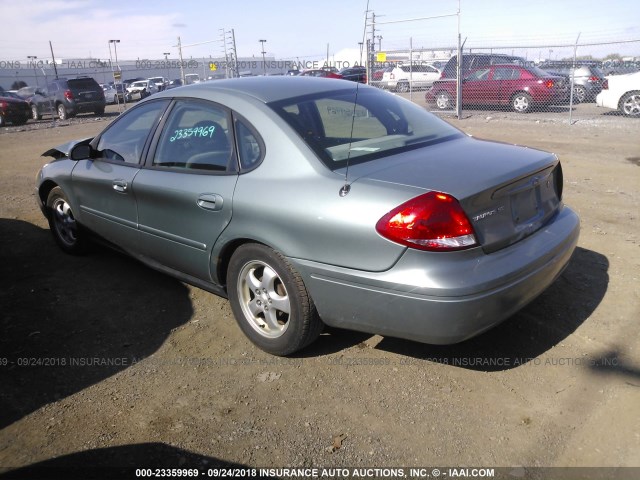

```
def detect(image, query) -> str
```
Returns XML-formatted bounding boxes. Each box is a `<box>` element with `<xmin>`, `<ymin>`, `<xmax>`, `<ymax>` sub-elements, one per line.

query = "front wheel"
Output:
<box><xmin>620</xmin><ymin>91</ymin><xmax>640</xmax><ymax>117</ymax></box>
<box><xmin>46</xmin><ymin>187</ymin><xmax>87</xmax><ymax>255</ymax></box>
<box><xmin>512</xmin><ymin>92</ymin><xmax>532</xmax><ymax>113</ymax></box>
<box><xmin>227</xmin><ymin>243</ymin><xmax>323</xmax><ymax>356</ymax></box>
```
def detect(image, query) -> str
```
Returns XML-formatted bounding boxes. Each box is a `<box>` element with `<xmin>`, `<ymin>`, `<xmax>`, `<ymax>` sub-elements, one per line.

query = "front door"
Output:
<box><xmin>70</xmin><ymin>99</ymin><xmax>170</xmax><ymax>252</ymax></box>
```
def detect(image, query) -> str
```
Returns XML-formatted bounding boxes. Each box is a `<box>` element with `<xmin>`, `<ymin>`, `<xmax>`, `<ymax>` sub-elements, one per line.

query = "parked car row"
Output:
<box><xmin>419</xmin><ymin>53</ymin><xmax>639</xmax><ymax>116</ymax></box>
<box><xmin>17</xmin><ymin>77</ymin><xmax>106</xmax><ymax>121</ymax></box>
<box><xmin>296</xmin><ymin>67</ymin><xmax>367</xmax><ymax>83</ymax></box>
<box><xmin>100</xmin><ymin>84</ymin><xmax>132</xmax><ymax>104</ymax></box>
<box><xmin>5</xmin><ymin>75</ymin><xmax>173</xmax><ymax>123</ymax></box>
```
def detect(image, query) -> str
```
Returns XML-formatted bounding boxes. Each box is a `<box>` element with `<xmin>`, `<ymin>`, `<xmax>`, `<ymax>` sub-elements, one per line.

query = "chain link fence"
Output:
<box><xmin>370</xmin><ymin>38</ymin><xmax>640</xmax><ymax>122</ymax></box>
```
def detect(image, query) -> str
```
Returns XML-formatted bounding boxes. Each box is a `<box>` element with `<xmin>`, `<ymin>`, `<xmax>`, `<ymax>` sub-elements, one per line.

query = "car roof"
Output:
<box><xmin>154</xmin><ymin>76</ymin><xmax>361</xmax><ymax>103</ymax></box>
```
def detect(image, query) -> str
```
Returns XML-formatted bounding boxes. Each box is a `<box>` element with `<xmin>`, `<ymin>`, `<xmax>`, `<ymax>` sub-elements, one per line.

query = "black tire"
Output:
<box><xmin>573</xmin><ymin>85</ymin><xmax>587</xmax><ymax>103</ymax></box>
<box><xmin>512</xmin><ymin>92</ymin><xmax>532</xmax><ymax>113</ymax></box>
<box><xmin>227</xmin><ymin>243</ymin><xmax>323</xmax><ymax>356</ymax></box>
<box><xmin>619</xmin><ymin>91</ymin><xmax>640</xmax><ymax>118</ymax></box>
<box><xmin>57</xmin><ymin>103</ymin><xmax>68</xmax><ymax>120</ymax></box>
<box><xmin>397</xmin><ymin>81</ymin><xmax>410</xmax><ymax>93</ymax></box>
<box><xmin>94</xmin><ymin>107</ymin><xmax>105</xmax><ymax>116</ymax></box>
<box><xmin>0</xmin><ymin>114</ymin><xmax>4</xmax><ymax>127</ymax></box>
<box><xmin>31</xmin><ymin>105</ymin><xmax>41</xmax><ymax>120</ymax></box>
<box><xmin>46</xmin><ymin>186</ymin><xmax>87</xmax><ymax>255</ymax></box>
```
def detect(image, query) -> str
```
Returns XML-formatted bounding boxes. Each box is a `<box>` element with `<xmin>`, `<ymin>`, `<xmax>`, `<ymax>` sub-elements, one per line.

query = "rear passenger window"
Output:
<box><xmin>153</xmin><ymin>100</ymin><xmax>233</xmax><ymax>172</ymax></box>
<box><xmin>235</xmin><ymin>119</ymin><xmax>263</xmax><ymax>171</ymax></box>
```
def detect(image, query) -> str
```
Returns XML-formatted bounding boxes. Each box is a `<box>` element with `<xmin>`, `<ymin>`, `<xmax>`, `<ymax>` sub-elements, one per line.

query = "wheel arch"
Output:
<box><xmin>214</xmin><ymin>237</ymin><xmax>269</xmax><ymax>291</ymax></box>
<box><xmin>510</xmin><ymin>90</ymin><xmax>532</xmax><ymax>102</ymax></box>
<box><xmin>618</xmin><ymin>90</ymin><xmax>640</xmax><ymax>109</ymax></box>
<box><xmin>38</xmin><ymin>180</ymin><xmax>59</xmax><ymax>208</ymax></box>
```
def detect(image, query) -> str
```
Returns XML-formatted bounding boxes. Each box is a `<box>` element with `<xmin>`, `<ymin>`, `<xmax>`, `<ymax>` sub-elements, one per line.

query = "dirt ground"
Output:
<box><xmin>0</xmin><ymin>102</ymin><xmax>639</xmax><ymax>477</ymax></box>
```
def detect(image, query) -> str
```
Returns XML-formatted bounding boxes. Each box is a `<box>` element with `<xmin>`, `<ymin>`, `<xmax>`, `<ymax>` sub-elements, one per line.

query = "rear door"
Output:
<box><xmin>133</xmin><ymin>98</ymin><xmax>239</xmax><ymax>282</ymax></box>
<box><xmin>494</xmin><ymin>66</ymin><xmax>522</xmax><ymax>105</ymax></box>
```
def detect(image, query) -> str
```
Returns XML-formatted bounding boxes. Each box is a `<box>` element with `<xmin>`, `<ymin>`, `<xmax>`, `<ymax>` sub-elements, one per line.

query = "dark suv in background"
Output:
<box><xmin>31</xmin><ymin>77</ymin><xmax>105</xmax><ymax>120</ymax></box>
<box><xmin>538</xmin><ymin>62</ymin><xmax>607</xmax><ymax>103</ymax></box>
<box><xmin>440</xmin><ymin>53</ymin><xmax>529</xmax><ymax>79</ymax></box>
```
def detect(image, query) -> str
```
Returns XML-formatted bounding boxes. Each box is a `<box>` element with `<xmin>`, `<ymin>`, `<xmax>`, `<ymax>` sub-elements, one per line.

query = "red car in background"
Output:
<box><xmin>298</xmin><ymin>69</ymin><xmax>343</xmax><ymax>79</ymax></box>
<box><xmin>426</xmin><ymin>64</ymin><xmax>568</xmax><ymax>113</ymax></box>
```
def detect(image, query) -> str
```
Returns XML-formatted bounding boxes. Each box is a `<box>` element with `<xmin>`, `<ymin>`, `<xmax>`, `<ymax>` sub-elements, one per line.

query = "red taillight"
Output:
<box><xmin>602</xmin><ymin>79</ymin><xmax>608</xmax><ymax>90</ymax></box>
<box><xmin>545</xmin><ymin>79</ymin><xmax>554</xmax><ymax>88</ymax></box>
<box><xmin>588</xmin><ymin>76</ymin><xmax>599</xmax><ymax>82</ymax></box>
<box><xmin>375</xmin><ymin>191</ymin><xmax>477</xmax><ymax>251</ymax></box>
<box><xmin>64</xmin><ymin>90</ymin><xmax>74</xmax><ymax>100</ymax></box>
<box><xmin>0</xmin><ymin>101</ymin><xmax>7</xmax><ymax>109</ymax></box>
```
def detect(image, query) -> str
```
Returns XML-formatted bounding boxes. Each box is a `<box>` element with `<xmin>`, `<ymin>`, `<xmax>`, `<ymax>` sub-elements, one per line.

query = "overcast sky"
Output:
<box><xmin>4</xmin><ymin>0</ymin><xmax>639</xmax><ymax>62</ymax></box>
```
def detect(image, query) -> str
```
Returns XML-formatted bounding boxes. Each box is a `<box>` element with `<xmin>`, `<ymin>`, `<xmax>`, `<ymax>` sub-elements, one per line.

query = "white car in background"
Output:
<box><xmin>381</xmin><ymin>64</ymin><xmax>441</xmax><ymax>92</ymax></box>
<box><xmin>126</xmin><ymin>80</ymin><xmax>159</xmax><ymax>100</ymax></box>
<box><xmin>596</xmin><ymin>71</ymin><xmax>640</xmax><ymax>117</ymax></box>
<box><xmin>148</xmin><ymin>76</ymin><xmax>168</xmax><ymax>92</ymax></box>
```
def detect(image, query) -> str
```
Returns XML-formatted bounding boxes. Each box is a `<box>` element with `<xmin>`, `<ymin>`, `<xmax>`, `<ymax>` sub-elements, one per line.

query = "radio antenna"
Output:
<box><xmin>340</xmin><ymin>0</ymin><xmax>370</xmax><ymax>198</ymax></box>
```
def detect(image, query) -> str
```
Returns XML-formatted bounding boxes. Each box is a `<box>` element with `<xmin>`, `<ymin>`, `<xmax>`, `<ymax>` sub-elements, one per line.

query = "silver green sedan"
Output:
<box><xmin>36</xmin><ymin>77</ymin><xmax>580</xmax><ymax>355</ymax></box>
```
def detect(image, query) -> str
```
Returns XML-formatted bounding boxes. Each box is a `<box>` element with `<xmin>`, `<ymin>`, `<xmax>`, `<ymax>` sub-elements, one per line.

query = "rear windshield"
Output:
<box><xmin>268</xmin><ymin>88</ymin><xmax>462</xmax><ymax>169</ymax></box>
<box><xmin>67</xmin><ymin>78</ymin><xmax>99</xmax><ymax>89</ymax></box>
<box><xmin>526</xmin><ymin>66</ymin><xmax>556</xmax><ymax>78</ymax></box>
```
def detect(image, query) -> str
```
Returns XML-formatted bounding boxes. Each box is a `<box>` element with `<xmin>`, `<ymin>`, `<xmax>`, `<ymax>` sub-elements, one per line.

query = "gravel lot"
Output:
<box><xmin>0</xmin><ymin>100</ymin><xmax>638</xmax><ymax>478</ymax></box>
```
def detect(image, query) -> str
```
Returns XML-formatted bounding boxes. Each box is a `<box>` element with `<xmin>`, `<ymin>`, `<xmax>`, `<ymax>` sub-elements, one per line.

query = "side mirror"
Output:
<box><xmin>70</xmin><ymin>144</ymin><xmax>93</xmax><ymax>160</ymax></box>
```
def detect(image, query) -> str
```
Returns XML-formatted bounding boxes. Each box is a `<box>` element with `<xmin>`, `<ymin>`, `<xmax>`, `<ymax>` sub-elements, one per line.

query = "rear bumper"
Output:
<box><xmin>70</xmin><ymin>100</ymin><xmax>106</xmax><ymax>114</ymax></box>
<box><xmin>291</xmin><ymin>206</ymin><xmax>580</xmax><ymax>345</ymax></box>
<box><xmin>596</xmin><ymin>90</ymin><xmax>618</xmax><ymax>110</ymax></box>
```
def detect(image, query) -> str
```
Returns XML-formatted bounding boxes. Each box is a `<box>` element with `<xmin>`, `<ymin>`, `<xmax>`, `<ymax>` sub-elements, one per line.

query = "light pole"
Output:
<box><xmin>259</xmin><ymin>39</ymin><xmax>267</xmax><ymax>75</ymax></box>
<box><xmin>109</xmin><ymin>39</ymin><xmax>125</xmax><ymax>110</ymax></box>
<box><xmin>27</xmin><ymin>56</ymin><xmax>38</xmax><ymax>87</ymax></box>
<box><xmin>376</xmin><ymin>35</ymin><xmax>383</xmax><ymax>51</ymax></box>
<box><xmin>109</xmin><ymin>39</ymin><xmax>121</xmax><ymax>76</ymax></box>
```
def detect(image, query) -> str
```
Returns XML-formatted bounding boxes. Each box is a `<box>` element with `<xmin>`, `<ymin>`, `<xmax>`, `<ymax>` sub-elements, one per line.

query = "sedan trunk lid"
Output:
<box><xmin>344</xmin><ymin>136</ymin><xmax>563</xmax><ymax>253</ymax></box>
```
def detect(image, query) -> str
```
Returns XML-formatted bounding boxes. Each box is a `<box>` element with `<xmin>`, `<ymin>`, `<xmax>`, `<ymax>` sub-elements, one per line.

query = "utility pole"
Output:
<box><xmin>371</xmin><ymin>11</ymin><xmax>376</xmax><ymax>55</ymax></box>
<box><xmin>177</xmin><ymin>36</ymin><xmax>185</xmax><ymax>84</ymax></box>
<box><xmin>259</xmin><ymin>39</ymin><xmax>267</xmax><ymax>75</ymax></box>
<box><xmin>163</xmin><ymin>52</ymin><xmax>170</xmax><ymax>85</ymax></box>
<box><xmin>231</xmin><ymin>29</ymin><xmax>238</xmax><ymax>78</ymax></box>
<box><xmin>220</xmin><ymin>29</ymin><xmax>229</xmax><ymax>78</ymax></box>
<box><xmin>49</xmin><ymin>41</ymin><xmax>59</xmax><ymax>79</ymax></box>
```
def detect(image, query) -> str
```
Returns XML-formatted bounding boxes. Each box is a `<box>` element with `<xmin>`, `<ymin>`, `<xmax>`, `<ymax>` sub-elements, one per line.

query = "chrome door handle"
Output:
<box><xmin>197</xmin><ymin>193</ymin><xmax>223</xmax><ymax>211</ymax></box>
<box><xmin>113</xmin><ymin>180</ymin><xmax>128</xmax><ymax>192</ymax></box>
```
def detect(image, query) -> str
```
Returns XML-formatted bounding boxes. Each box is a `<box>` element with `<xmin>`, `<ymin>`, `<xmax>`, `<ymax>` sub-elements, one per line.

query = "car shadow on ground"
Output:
<box><xmin>303</xmin><ymin>247</ymin><xmax>608</xmax><ymax>370</ymax></box>
<box><xmin>0</xmin><ymin>443</ymin><xmax>272</xmax><ymax>480</ymax></box>
<box><xmin>0</xmin><ymin>219</ymin><xmax>194</xmax><ymax>429</ymax></box>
